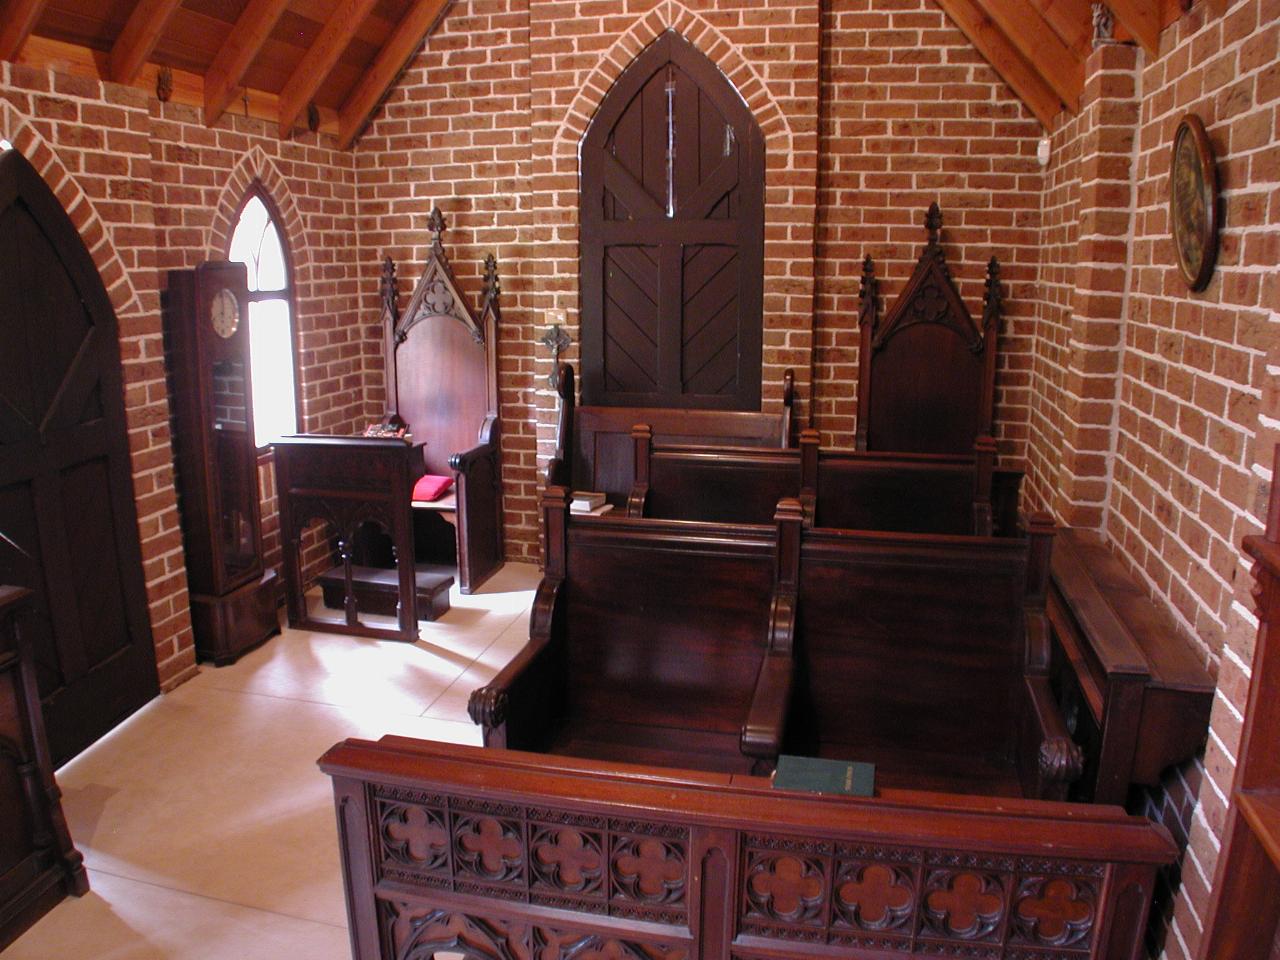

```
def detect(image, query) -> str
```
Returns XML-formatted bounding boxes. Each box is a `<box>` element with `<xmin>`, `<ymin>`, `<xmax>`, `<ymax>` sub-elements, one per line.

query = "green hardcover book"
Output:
<box><xmin>771</xmin><ymin>755</ymin><xmax>875</xmax><ymax>797</ymax></box>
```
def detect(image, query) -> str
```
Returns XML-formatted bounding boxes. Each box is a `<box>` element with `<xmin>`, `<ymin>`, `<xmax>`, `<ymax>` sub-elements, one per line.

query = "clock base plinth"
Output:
<box><xmin>192</xmin><ymin>568</ymin><xmax>281</xmax><ymax>666</ymax></box>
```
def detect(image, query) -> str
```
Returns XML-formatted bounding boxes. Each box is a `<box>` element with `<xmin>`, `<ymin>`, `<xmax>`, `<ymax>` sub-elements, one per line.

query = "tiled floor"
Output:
<box><xmin>6</xmin><ymin>562</ymin><xmax>542</xmax><ymax>960</ymax></box>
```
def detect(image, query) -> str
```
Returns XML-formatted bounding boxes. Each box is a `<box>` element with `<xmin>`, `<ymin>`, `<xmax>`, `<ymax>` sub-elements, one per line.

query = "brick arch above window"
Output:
<box><xmin>208</xmin><ymin>147</ymin><xmax>309</xmax><ymax>289</ymax></box>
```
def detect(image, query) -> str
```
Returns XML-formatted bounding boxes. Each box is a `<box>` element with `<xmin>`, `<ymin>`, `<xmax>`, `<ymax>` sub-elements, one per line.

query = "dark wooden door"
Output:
<box><xmin>0</xmin><ymin>150</ymin><xmax>159</xmax><ymax>766</ymax></box>
<box><xmin>580</xmin><ymin>30</ymin><xmax>764</xmax><ymax>410</ymax></box>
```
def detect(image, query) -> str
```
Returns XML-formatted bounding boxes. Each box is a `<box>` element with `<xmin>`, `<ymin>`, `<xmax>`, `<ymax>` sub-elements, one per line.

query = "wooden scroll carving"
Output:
<box><xmin>856</xmin><ymin>202</ymin><xmax>1001</xmax><ymax>455</ymax></box>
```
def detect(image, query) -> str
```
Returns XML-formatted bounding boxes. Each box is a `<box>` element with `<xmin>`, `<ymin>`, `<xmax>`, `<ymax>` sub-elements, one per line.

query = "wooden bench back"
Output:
<box><xmin>562</xmin><ymin>514</ymin><xmax>775</xmax><ymax>736</ymax></box>
<box><xmin>814</xmin><ymin>452</ymin><xmax>978</xmax><ymax>533</ymax></box>
<box><xmin>796</xmin><ymin>529</ymin><xmax>1034</xmax><ymax>761</ymax></box>
<box><xmin>560</xmin><ymin>369</ymin><xmax>794</xmax><ymax>503</ymax></box>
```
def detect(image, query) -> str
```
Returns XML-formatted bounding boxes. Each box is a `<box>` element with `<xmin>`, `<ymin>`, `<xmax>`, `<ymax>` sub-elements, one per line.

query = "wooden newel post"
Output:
<box><xmin>542</xmin><ymin>485</ymin><xmax>571</xmax><ymax>581</ymax></box>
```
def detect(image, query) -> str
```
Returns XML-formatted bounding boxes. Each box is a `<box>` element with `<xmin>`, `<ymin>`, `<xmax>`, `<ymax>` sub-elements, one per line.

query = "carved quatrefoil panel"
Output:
<box><xmin>744</xmin><ymin>852</ymin><xmax>826</xmax><ymax>926</ymax></box>
<box><xmin>921</xmin><ymin>869</ymin><xmax>1008</xmax><ymax>943</ymax></box>
<box><xmin>1010</xmin><ymin>876</ymin><xmax>1096</xmax><ymax>948</ymax></box>
<box><xmin>454</xmin><ymin>814</ymin><xmax>525</xmax><ymax>884</ymax></box>
<box><xmin>531</xmin><ymin>825</ymin><xmax>606</xmax><ymax>897</ymax></box>
<box><xmin>611</xmin><ymin>835</ymin><xmax>686</xmax><ymax>906</ymax></box>
<box><xmin>380</xmin><ymin>800</ymin><xmax>450</xmax><ymax>872</ymax></box>
<box><xmin>833</xmin><ymin>861</ymin><xmax>916</xmax><ymax>932</ymax></box>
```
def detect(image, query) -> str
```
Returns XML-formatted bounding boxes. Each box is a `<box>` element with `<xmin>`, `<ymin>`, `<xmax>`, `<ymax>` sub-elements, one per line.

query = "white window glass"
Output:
<box><xmin>247</xmin><ymin>299</ymin><xmax>297</xmax><ymax>445</ymax></box>
<box><xmin>0</xmin><ymin>139</ymin><xmax>12</xmax><ymax>152</ymax></box>
<box><xmin>228</xmin><ymin>192</ymin><xmax>298</xmax><ymax>447</ymax></box>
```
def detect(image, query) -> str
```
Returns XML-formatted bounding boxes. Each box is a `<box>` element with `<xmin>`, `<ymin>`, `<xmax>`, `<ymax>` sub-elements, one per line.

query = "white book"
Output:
<box><xmin>570</xmin><ymin>490</ymin><xmax>607</xmax><ymax>511</ymax></box>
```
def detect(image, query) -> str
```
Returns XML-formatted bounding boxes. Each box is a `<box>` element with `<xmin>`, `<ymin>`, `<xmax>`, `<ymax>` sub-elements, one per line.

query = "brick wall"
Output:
<box><xmin>1022</xmin><ymin>2</ymin><xmax>1279</xmax><ymax>956</ymax></box>
<box><xmin>815</xmin><ymin>0</ymin><xmax>1044</xmax><ymax>459</ymax></box>
<box><xmin>0</xmin><ymin>64</ymin><xmax>369</xmax><ymax>686</ymax></box>
<box><xmin>1118</xmin><ymin>2</ymin><xmax>1278</xmax><ymax>956</ymax></box>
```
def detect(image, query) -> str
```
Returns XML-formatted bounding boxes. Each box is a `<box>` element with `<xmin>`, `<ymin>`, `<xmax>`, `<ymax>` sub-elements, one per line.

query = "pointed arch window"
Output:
<box><xmin>226</xmin><ymin>189</ymin><xmax>298</xmax><ymax>447</ymax></box>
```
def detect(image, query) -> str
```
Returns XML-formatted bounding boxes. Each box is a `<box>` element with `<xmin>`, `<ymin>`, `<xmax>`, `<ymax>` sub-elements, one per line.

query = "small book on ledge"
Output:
<box><xmin>771</xmin><ymin>755</ymin><xmax>875</xmax><ymax>797</ymax></box>
<box><xmin>570</xmin><ymin>491</ymin><xmax>607</xmax><ymax>513</ymax></box>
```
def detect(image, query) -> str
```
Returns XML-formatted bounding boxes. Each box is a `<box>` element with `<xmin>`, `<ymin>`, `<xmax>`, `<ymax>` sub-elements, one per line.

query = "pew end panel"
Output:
<box><xmin>1046</xmin><ymin>527</ymin><xmax>1214</xmax><ymax>804</ymax></box>
<box><xmin>319</xmin><ymin>735</ymin><xmax>1178</xmax><ymax>960</ymax></box>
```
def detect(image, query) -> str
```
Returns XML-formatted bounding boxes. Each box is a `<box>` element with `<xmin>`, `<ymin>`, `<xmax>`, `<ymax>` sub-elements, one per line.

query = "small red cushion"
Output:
<box><xmin>412</xmin><ymin>474</ymin><xmax>453</xmax><ymax>501</ymax></box>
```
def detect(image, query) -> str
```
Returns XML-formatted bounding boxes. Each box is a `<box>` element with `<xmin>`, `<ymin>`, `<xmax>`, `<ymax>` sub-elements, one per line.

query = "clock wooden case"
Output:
<box><xmin>163</xmin><ymin>261</ymin><xmax>280</xmax><ymax>665</ymax></box>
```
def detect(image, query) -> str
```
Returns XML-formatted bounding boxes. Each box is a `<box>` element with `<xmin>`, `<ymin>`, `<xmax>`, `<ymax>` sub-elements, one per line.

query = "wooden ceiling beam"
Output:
<box><xmin>278</xmin><ymin>0</ymin><xmax>380</xmax><ymax>136</ymax></box>
<box><xmin>108</xmin><ymin>0</ymin><xmax>184</xmax><ymax>84</ymax></box>
<box><xmin>337</xmin><ymin>0</ymin><xmax>451</xmax><ymax>149</ymax></box>
<box><xmin>936</xmin><ymin>0</ymin><xmax>1064</xmax><ymax>129</ymax></box>
<box><xmin>979</xmin><ymin>0</ymin><xmax>1083</xmax><ymax>111</ymax></box>
<box><xmin>0</xmin><ymin>0</ymin><xmax>48</xmax><ymax>62</ymax></box>
<box><xmin>204</xmin><ymin>0</ymin><xmax>291</xmax><ymax>127</ymax></box>
<box><xmin>1106</xmin><ymin>0</ymin><xmax>1161</xmax><ymax>56</ymax></box>
<box><xmin>1030</xmin><ymin>0</ymin><xmax>1094</xmax><ymax>59</ymax></box>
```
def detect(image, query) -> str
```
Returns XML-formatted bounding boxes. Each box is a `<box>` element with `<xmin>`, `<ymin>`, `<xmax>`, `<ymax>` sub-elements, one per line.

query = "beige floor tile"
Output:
<box><xmin>9</xmin><ymin>561</ymin><xmax>537</xmax><ymax>956</ymax></box>
<box><xmin>6</xmin><ymin>870</ymin><xmax>351</xmax><ymax>960</ymax></box>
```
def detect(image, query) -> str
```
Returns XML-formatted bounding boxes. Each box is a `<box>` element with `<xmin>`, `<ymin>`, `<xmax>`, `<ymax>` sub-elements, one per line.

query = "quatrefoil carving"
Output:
<box><xmin>382</xmin><ymin>804</ymin><xmax>448</xmax><ymax>867</ymax></box>
<box><xmin>923</xmin><ymin>871</ymin><xmax>1005</xmax><ymax>941</ymax></box>
<box><xmin>1014</xmin><ymin>877</ymin><xmax>1095</xmax><ymax>946</ymax></box>
<box><xmin>612</xmin><ymin>837</ymin><xmax>685</xmax><ymax>904</ymax></box>
<box><xmin>747</xmin><ymin>854</ymin><xmax>825</xmax><ymax>924</ymax></box>
<box><xmin>835</xmin><ymin>862</ymin><xmax>914</xmax><ymax>931</ymax></box>
<box><xmin>456</xmin><ymin>816</ymin><xmax>523</xmax><ymax>881</ymax></box>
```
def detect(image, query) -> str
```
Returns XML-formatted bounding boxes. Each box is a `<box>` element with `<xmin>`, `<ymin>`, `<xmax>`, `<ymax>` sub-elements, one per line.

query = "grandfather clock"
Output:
<box><xmin>163</xmin><ymin>261</ymin><xmax>280</xmax><ymax>665</ymax></box>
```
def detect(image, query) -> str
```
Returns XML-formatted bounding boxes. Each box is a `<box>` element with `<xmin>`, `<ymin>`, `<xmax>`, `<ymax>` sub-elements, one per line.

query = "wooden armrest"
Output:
<box><xmin>740</xmin><ymin>654</ymin><xmax>792</xmax><ymax>767</ymax></box>
<box><xmin>467</xmin><ymin>578</ymin><xmax>565</xmax><ymax>749</ymax></box>
<box><xmin>450</xmin><ymin>439</ymin><xmax>495</xmax><ymax>472</ymax></box>
<box><xmin>1023</xmin><ymin>674</ymin><xmax>1085</xmax><ymax>791</ymax></box>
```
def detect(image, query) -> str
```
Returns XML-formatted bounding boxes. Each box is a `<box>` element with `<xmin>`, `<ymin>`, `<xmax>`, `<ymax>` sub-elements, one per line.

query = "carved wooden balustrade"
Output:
<box><xmin>320</xmin><ymin>737</ymin><xmax>1176</xmax><ymax>960</ymax></box>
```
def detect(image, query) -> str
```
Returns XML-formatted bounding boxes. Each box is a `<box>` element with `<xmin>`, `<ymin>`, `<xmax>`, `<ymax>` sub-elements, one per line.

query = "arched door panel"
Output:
<box><xmin>580</xmin><ymin>30</ymin><xmax>764</xmax><ymax>410</ymax></box>
<box><xmin>0</xmin><ymin>150</ymin><xmax>159</xmax><ymax>765</ymax></box>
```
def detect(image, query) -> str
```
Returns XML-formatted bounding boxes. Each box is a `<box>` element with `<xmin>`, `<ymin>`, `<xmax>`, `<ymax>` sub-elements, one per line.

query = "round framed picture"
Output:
<box><xmin>1169</xmin><ymin>114</ymin><xmax>1219</xmax><ymax>292</ymax></box>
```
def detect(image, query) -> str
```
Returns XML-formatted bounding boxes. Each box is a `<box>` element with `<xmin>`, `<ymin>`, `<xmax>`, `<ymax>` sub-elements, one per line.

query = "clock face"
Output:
<box><xmin>210</xmin><ymin>287</ymin><xmax>240</xmax><ymax>338</ymax></box>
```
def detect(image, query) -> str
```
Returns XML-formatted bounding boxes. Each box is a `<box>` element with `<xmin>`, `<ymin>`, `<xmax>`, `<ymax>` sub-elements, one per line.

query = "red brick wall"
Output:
<box><xmin>1116</xmin><ymin>3</ymin><xmax>1278</xmax><ymax>956</ymax></box>
<box><xmin>1022</xmin><ymin>3</ymin><xmax>1279</xmax><ymax>956</ymax></box>
<box><xmin>0</xmin><ymin>65</ymin><xmax>369</xmax><ymax>686</ymax></box>
<box><xmin>352</xmin><ymin>0</ymin><xmax>536</xmax><ymax>556</ymax></box>
<box><xmin>816</xmin><ymin>0</ymin><xmax>1044</xmax><ymax>460</ymax></box>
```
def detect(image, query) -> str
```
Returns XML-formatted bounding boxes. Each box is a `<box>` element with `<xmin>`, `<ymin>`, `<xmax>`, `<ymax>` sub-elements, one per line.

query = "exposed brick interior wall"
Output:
<box><xmin>815</xmin><ymin>0</ymin><xmax>1044</xmax><ymax>460</ymax></box>
<box><xmin>352</xmin><ymin>0</ymin><xmax>536</xmax><ymax>557</ymax></box>
<box><xmin>4</xmin><ymin>8</ymin><xmax>1280</xmax><ymax>956</ymax></box>
<box><xmin>1117</xmin><ymin>3</ymin><xmax>1277</xmax><ymax>956</ymax></box>
<box><xmin>1021</xmin><ymin>2</ymin><xmax>1278</xmax><ymax>957</ymax></box>
<box><xmin>0</xmin><ymin>65</ymin><xmax>370</xmax><ymax>686</ymax></box>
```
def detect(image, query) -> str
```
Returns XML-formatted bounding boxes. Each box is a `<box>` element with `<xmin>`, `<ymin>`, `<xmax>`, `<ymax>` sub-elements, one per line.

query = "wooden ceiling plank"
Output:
<box><xmin>337</xmin><ymin>0</ymin><xmax>450</xmax><ymax>149</ymax></box>
<box><xmin>980</xmin><ymin>0</ymin><xmax>1083</xmax><ymax>111</ymax></box>
<box><xmin>277</xmin><ymin>0</ymin><xmax>381</xmax><ymax>136</ymax></box>
<box><xmin>108</xmin><ymin>0</ymin><xmax>184</xmax><ymax>84</ymax></box>
<box><xmin>1031</xmin><ymin>0</ymin><xmax>1094</xmax><ymax>59</ymax></box>
<box><xmin>203</xmin><ymin>0</ymin><xmax>291</xmax><ymax>127</ymax></box>
<box><xmin>936</xmin><ymin>0</ymin><xmax>1064</xmax><ymax>129</ymax></box>
<box><xmin>0</xmin><ymin>0</ymin><xmax>49</xmax><ymax>62</ymax></box>
<box><xmin>1106</xmin><ymin>0</ymin><xmax>1161</xmax><ymax>55</ymax></box>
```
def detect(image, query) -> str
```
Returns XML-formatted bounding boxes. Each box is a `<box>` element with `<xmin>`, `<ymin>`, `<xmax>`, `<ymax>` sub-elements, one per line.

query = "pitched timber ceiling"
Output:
<box><xmin>0</xmin><ymin>0</ymin><xmax>1222</xmax><ymax>147</ymax></box>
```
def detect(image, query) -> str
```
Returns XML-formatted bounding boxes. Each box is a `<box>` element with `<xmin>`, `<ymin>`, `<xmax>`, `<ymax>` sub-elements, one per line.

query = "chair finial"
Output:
<box><xmin>925</xmin><ymin>202</ymin><xmax>942</xmax><ymax>245</ymax></box>
<box><xmin>427</xmin><ymin>206</ymin><xmax>446</xmax><ymax>246</ymax></box>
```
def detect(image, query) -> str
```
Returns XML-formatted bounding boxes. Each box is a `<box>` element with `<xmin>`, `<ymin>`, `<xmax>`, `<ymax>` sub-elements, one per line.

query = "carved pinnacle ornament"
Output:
<box><xmin>483</xmin><ymin>253</ymin><xmax>501</xmax><ymax>302</ymax></box>
<box><xmin>924</xmin><ymin>201</ymin><xmax>943</xmax><ymax>246</ymax></box>
<box><xmin>427</xmin><ymin>206</ymin><xmax>447</xmax><ymax>247</ymax></box>
<box><xmin>1091</xmin><ymin>4</ymin><xmax>1115</xmax><ymax>45</ymax></box>
<box><xmin>380</xmin><ymin>255</ymin><xmax>399</xmax><ymax>324</ymax></box>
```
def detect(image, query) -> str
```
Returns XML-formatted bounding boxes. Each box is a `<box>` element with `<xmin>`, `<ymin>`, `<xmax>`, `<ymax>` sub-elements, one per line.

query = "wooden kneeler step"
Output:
<box><xmin>318</xmin><ymin>564</ymin><xmax>454</xmax><ymax>622</ymax></box>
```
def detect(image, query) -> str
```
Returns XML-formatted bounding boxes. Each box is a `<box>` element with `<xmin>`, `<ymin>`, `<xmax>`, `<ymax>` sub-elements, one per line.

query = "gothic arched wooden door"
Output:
<box><xmin>580</xmin><ymin>30</ymin><xmax>765</xmax><ymax>410</ymax></box>
<box><xmin>0</xmin><ymin>149</ymin><xmax>159</xmax><ymax>765</ymax></box>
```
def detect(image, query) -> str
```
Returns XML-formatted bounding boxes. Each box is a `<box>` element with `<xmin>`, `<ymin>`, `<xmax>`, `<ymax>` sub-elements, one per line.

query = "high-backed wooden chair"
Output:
<box><xmin>856</xmin><ymin>202</ymin><xmax>1001</xmax><ymax>454</ymax></box>
<box><xmin>378</xmin><ymin>209</ymin><xmax>504</xmax><ymax>593</ymax></box>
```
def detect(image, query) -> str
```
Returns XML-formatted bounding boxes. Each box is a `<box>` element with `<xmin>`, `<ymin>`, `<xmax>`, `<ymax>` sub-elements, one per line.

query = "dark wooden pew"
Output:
<box><xmin>789</xmin><ymin>517</ymin><xmax>1081</xmax><ymax>800</ymax></box>
<box><xmin>1047</xmin><ymin>528</ymin><xmax>1214</xmax><ymax>804</ymax></box>
<box><xmin>471</xmin><ymin>487</ymin><xmax>1079</xmax><ymax>799</ymax></box>
<box><xmin>467</xmin><ymin>487</ymin><xmax>800</xmax><ymax>774</ymax></box>
<box><xmin>628</xmin><ymin>427</ymin><xmax>1014</xmax><ymax>536</ymax></box>
<box><xmin>320</xmin><ymin>735</ymin><xmax>1177</xmax><ymax>960</ymax></box>
<box><xmin>545</xmin><ymin>363</ymin><xmax>795</xmax><ymax>503</ymax></box>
